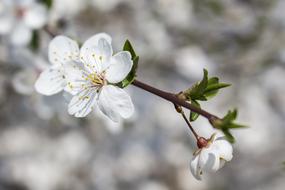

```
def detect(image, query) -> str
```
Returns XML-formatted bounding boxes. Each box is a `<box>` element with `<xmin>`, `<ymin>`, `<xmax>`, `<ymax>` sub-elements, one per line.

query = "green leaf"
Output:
<box><xmin>203</xmin><ymin>76</ymin><xmax>231</xmax><ymax>99</ymax></box>
<box><xmin>197</xmin><ymin>69</ymin><xmax>208</xmax><ymax>93</ymax></box>
<box><xmin>227</xmin><ymin>122</ymin><xmax>248</xmax><ymax>129</ymax></box>
<box><xmin>190</xmin><ymin>100</ymin><xmax>201</xmax><ymax>121</ymax></box>
<box><xmin>186</xmin><ymin>69</ymin><xmax>208</xmax><ymax>100</ymax></box>
<box><xmin>29</xmin><ymin>30</ymin><xmax>40</xmax><ymax>51</ymax></box>
<box><xmin>223</xmin><ymin>109</ymin><xmax>238</xmax><ymax>125</ymax></box>
<box><xmin>207</xmin><ymin>77</ymin><xmax>219</xmax><ymax>85</ymax></box>
<box><xmin>206</xmin><ymin>83</ymin><xmax>231</xmax><ymax>92</ymax></box>
<box><xmin>210</xmin><ymin>109</ymin><xmax>248</xmax><ymax>143</ymax></box>
<box><xmin>184</xmin><ymin>69</ymin><xmax>232</xmax><ymax>101</ymax></box>
<box><xmin>41</xmin><ymin>0</ymin><xmax>53</xmax><ymax>9</ymax></box>
<box><xmin>222</xmin><ymin>129</ymin><xmax>235</xmax><ymax>143</ymax></box>
<box><xmin>204</xmin><ymin>83</ymin><xmax>231</xmax><ymax>99</ymax></box>
<box><xmin>123</xmin><ymin>39</ymin><xmax>136</xmax><ymax>59</ymax></box>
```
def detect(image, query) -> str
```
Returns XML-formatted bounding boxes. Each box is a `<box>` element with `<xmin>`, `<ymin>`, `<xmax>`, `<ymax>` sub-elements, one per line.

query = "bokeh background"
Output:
<box><xmin>0</xmin><ymin>0</ymin><xmax>285</xmax><ymax>190</ymax></box>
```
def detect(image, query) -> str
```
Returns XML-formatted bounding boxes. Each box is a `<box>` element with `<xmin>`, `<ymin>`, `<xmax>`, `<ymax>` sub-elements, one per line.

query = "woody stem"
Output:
<box><xmin>131</xmin><ymin>79</ymin><xmax>219</xmax><ymax>122</ymax></box>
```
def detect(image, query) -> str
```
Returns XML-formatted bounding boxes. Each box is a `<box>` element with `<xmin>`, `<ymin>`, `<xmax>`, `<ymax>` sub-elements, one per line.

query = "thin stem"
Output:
<box><xmin>132</xmin><ymin>79</ymin><xmax>218</xmax><ymax>121</ymax></box>
<box><xmin>174</xmin><ymin>104</ymin><xmax>199</xmax><ymax>140</ymax></box>
<box><xmin>181</xmin><ymin>110</ymin><xmax>199</xmax><ymax>140</ymax></box>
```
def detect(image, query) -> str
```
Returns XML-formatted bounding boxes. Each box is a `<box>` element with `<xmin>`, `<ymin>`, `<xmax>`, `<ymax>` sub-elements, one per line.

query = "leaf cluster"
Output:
<box><xmin>184</xmin><ymin>69</ymin><xmax>231</xmax><ymax>121</ymax></box>
<box><xmin>211</xmin><ymin>109</ymin><xmax>248</xmax><ymax>143</ymax></box>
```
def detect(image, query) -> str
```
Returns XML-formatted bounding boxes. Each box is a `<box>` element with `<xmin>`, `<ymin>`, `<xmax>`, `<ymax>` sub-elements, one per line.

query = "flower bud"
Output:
<box><xmin>190</xmin><ymin>134</ymin><xmax>233</xmax><ymax>180</ymax></box>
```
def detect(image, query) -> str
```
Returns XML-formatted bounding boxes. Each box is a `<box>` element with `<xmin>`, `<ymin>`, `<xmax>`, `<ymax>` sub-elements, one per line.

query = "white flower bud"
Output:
<box><xmin>190</xmin><ymin>134</ymin><xmax>233</xmax><ymax>180</ymax></box>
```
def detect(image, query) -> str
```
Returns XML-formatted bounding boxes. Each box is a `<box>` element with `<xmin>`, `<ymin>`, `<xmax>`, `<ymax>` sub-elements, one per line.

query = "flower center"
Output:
<box><xmin>87</xmin><ymin>73</ymin><xmax>105</xmax><ymax>88</ymax></box>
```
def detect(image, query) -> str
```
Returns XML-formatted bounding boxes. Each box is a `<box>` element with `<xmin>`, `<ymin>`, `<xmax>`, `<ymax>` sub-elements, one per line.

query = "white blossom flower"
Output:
<box><xmin>34</xmin><ymin>35</ymin><xmax>79</xmax><ymax>95</ymax></box>
<box><xmin>63</xmin><ymin>33</ymin><xmax>134</xmax><ymax>122</ymax></box>
<box><xmin>35</xmin><ymin>33</ymin><xmax>134</xmax><ymax>121</ymax></box>
<box><xmin>0</xmin><ymin>0</ymin><xmax>47</xmax><ymax>46</ymax></box>
<box><xmin>190</xmin><ymin>134</ymin><xmax>233</xmax><ymax>180</ymax></box>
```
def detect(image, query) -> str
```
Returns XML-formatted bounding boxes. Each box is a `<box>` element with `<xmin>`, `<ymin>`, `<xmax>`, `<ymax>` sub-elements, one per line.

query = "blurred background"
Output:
<box><xmin>0</xmin><ymin>0</ymin><xmax>285</xmax><ymax>189</ymax></box>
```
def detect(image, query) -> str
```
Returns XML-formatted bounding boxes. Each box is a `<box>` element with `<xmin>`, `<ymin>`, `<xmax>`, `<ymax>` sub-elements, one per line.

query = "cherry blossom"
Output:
<box><xmin>190</xmin><ymin>134</ymin><xmax>233</xmax><ymax>180</ymax></box>
<box><xmin>63</xmin><ymin>33</ymin><xmax>134</xmax><ymax>122</ymax></box>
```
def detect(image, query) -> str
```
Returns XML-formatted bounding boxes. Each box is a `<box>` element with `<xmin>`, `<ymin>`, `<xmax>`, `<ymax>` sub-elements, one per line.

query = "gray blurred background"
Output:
<box><xmin>0</xmin><ymin>0</ymin><xmax>285</xmax><ymax>189</ymax></box>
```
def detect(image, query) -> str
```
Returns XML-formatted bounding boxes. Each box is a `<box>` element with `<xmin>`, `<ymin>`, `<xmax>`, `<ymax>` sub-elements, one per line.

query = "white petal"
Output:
<box><xmin>98</xmin><ymin>85</ymin><xmax>134</xmax><ymax>122</ymax></box>
<box><xmin>81</xmin><ymin>33</ymin><xmax>112</xmax><ymax>51</ymax></box>
<box><xmin>23</xmin><ymin>3</ymin><xmax>47</xmax><ymax>29</ymax></box>
<box><xmin>212</xmin><ymin>138</ymin><xmax>233</xmax><ymax>161</ymax></box>
<box><xmin>35</xmin><ymin>65</ymin><xmax>66</xmax><ymax>96</ymax></box>
<box><xmin>198</xmin><ymin>147</ymin><xmax>220</xmax><ymax>172</ymax></box>
<box><xmin>48</xmin><ymin>36</ymin><xmax>80</xmax><ymax>65</ymax></box>
<box><xmin>80</xmin><ymin>37</ymin><xmax>113</xmax><ymax>73</ymax></box>
<box><xmin>68</xmin><ymin>89</ymin><xmax>97</xmax><ymax>117</ymax></box>
<box><xmin>105</xmin><ymin>51</ymin><xmax>133</xmax><ymax>83</ymax></box>
<box><xmin>10</xmin><ymin>24</ymin><xmax>32</xmax><ymax>46</ymax></box>
<box><xmin>190</xmin><ymin>154</ymin><xmax>202</xmax><ymax>180</ymax></box>
<box><xmin>63</xmin><ymin>63</ymin><xmax>91</xmax><ymax>95</ymax></box>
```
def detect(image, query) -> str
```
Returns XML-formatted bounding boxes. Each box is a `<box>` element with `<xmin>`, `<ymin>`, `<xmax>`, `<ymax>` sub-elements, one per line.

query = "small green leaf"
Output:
<box><xmin>41</xmin><ymin>0</ymin><xmax>53</xmax><ymax>9</ymax></box>
<box><xmin>207</xmin><ymin>77</ymin><xmax>219</xmax><ymax>85</ymax></box>
<box><xmin>123</xmin><ymin>39</ymin><xmax>136</xmax><ymax>59</ymax></box>
<box><xmin>190</xmin><ymin>100</ymin><xmax>201</xmax><ymax>121</ymax></box>
<box><xmin>206</xmin><ymin>83</ymin><xmax>231</xmax><ymax>92</ymax></box>
<box><xmin>183</xmin><ymin>69</ymin><xmax>231</xmax><ymax>102</ymax></box>
<box><xmin>187</xmin><ymin>69</ymin><xmax>208</xmax><ymax>100</ymax></box>
<box><xmin>227</xmin><ymin>123</ymin><xmax>248</xmax><ymax>129</ymax></box>
<box><xmin>29</xmin><ymin>30</ymin><xmax>40</xmax><ymax>51</ymax></box>
<box><xmin>204</xmin><ymin>83</ymin><xmax>231</xmax><ymax>99</ymax></box>
<box><xmin>223</xmin><ymin>109</ymin><xmax>238</xmax><ymax>125</ymax></box>
<box><xmin>222</xmin><ymin>129</ymin><xmax>235</xmax><ymax>143</ymax></box>
<box><xmin>197</xmin><ymin>69</ymin><xmax>208</xmax><ymax>93</ymax></box>
<box><xmin>203</xmin><ymin>76</ymin><xmax>231</xmax><ymax>99</ymax></box>
<box><xmin>210</xmin><ymin>109</ymin><xmax>248</xmax><ymax>143</ymax></box>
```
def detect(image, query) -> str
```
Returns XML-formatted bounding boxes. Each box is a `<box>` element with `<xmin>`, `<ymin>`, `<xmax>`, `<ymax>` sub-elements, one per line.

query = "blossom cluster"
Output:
<box><xmin>33</xmin><ymin>32</ymin><xmax>234</xmax><ymax>180</ymax></box>
<box><xmin>0</xmin><ymin>0</ymin><xmax>238</xmax><ymax>181</ymax></box>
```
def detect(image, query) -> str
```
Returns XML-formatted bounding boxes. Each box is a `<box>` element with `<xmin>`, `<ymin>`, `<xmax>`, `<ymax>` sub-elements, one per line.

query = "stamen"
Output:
<box><xmin>87</xmin><ymin>73</ymin><xmax>105</xmax><ymax>87</ymax></box>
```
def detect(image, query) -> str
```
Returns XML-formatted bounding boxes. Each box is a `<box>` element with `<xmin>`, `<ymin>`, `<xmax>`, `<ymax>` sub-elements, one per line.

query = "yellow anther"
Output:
<box><xmin>87</xmin><ymin>73</ymin><xmax>103</xmax><ymax>86</ymax></box>
<box><xmin>83</xmin><ymin>96</ymin><xmax>89</xmax><ymax>100</ymax></box>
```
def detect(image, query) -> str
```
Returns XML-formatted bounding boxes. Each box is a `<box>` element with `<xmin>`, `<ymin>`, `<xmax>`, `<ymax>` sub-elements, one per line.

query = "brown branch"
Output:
<box><xmin>132</xmin><ymin>79</ymin><xmax>219</xmax><ymax>121</ymax></box>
